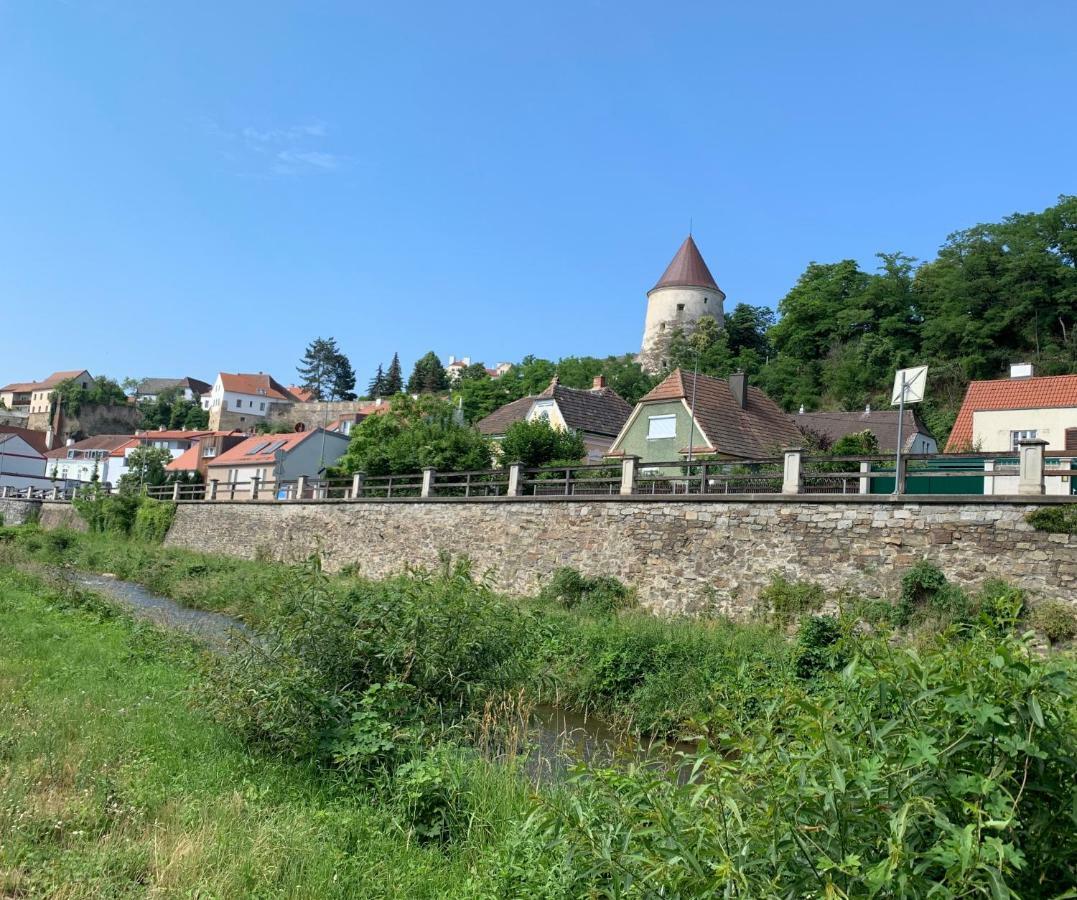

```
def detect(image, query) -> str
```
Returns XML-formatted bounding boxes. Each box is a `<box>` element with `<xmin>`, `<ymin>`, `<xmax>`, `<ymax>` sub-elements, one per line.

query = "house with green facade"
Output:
<box><xmin>608</xmin><ymin>369</ymin><xmax>802</xmax><ymax>466</ymax></box>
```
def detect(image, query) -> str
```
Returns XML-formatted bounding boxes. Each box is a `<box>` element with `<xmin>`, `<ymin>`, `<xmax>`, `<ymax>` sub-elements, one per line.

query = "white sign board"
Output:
<box><xmin>891</xmin><ymin>365</ymin><xmax>928</xmax><ymax>405</ymax></box>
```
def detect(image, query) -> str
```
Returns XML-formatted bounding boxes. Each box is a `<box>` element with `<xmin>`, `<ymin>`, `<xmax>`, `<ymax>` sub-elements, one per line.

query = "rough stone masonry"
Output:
<box><xmin>161</xmin><ymin>496</ymin><xmax>1077</xmax><ymax>615</ymax></box>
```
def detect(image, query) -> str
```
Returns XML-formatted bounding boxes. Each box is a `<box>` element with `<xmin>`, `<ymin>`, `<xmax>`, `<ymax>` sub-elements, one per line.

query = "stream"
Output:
<box><xmin>67</xmin><ymin>571</ymin><xmax>696</xmax><ymax>780</ymax></box>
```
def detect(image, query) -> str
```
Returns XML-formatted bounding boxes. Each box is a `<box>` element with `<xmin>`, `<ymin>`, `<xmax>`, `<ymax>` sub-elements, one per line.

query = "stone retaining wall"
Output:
<box><xmin>37</xmin><ymin>503</ymin><xmax>87</xmax><ymax>532</ymax></box>
<box><xmin>163</xmin><ymin>496</ymin><xmax>1077</xmax><ymax>615</ymax></box>
<box><xmin>0</xmin><ymin>498</ymin><xmax>41</xmax><ymax>526</ymax></box>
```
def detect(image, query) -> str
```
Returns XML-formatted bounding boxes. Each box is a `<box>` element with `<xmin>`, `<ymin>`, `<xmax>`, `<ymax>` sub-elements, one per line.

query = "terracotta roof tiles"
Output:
<box><xmin>945</xmin><ymin>374</ymin><xmax>1077</xmax><ymax>451</ymax></box>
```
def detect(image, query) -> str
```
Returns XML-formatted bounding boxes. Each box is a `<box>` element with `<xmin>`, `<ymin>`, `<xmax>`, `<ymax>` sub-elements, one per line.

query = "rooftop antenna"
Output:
<box><xmin>689</xmin><ymin>216</ymin><xmax>693</xmax><ymax>236</ymax></box>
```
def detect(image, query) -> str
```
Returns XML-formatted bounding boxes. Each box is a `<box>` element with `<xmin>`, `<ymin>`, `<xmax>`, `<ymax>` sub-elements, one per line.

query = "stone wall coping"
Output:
<box><xmin>36</xmin><ymin>492</ymin><xmax>1073</xmax><ymax>509</ymax></box>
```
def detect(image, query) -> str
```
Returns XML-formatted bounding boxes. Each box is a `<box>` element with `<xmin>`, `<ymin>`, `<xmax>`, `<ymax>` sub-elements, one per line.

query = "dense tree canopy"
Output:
<box><xmin>335</xmin><ymin>395</ymin><xmax>491</xmax><ymax>476</ymax></box>
<box><xmin>138</xmin><ymin>387</ymin><xmax>209</xmax><ymax>431</ymax></box>
<box><xmin>407</xmin><ymin>352</ymin><xmax>450</xmax><ymax>394</ymax></box>
<box><xmin>688</xmin><ymin>195</ymin><xmax>1077</xmax><ymax>444</ymax></box>
<box><xmin>497</xmin><ymin>418</ymin><xmax>586</xmax><ymax>467</ymax></box>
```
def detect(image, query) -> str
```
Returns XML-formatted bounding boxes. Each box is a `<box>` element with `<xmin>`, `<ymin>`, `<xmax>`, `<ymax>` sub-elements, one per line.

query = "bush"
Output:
<box><xmin>896</xmin><ymin>560</ymin><xmax>971</xmax><ymax>628</ymax></box>
<box><xmin>511</xmin><ymin>625</ymin><xmax>1077</xmax><ymax>897</ymax></box>
<box><xmin>759</xmin><ymin>574</ymin><xmax>825</xmax><ymax>626</ymax></box>
<box><xmin>793</xmin><ymin>614</ymin><xmax>846</xmax><ymax>679</ymax></box>
<box><xmin>1026</xmin><ymin>505</ymin><xmax>1077</xmax><ymax>534</ymax></box>
<box><xmin>206</xmin><ymin>559</ymin><xmax>535</xmax><ymax>771</ymax></box>
<box><xmin>72</xmin><ymin>489</ymin><xmax>141</xmax><ymax>535</ymax></box>
<box><xmin>1031</xmin><ymin>600</ymin><xmax>1077</xmax><ymax>644</ymax></box>
<box><xmin>538</xmin><ymin>567</ymin><xmax>635</xmax><ymax>615</ymax></box>
<box><xmin>130</xmin><ymin>499</ymin><xmax>176</xmax><ymax>543</ymax></box>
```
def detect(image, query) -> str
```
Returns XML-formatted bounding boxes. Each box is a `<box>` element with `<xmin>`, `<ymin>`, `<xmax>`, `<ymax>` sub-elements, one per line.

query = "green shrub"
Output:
<box><xmin>1031</xmin><ymin>600</ymin><xmax>1077</xmax><ymax>644</ymax></box>
<box><xmin>974</xmin><ymin>579</ymin><xmax>1025</xmax><ymax>635</ymax></box>
<box><xmin>538</xmin><ymin>567</ymin><xmax>635</xmax><ymax>615</ymax></box>
<box><xmin>72</xmin><ymin>489</ymin><xmax>141</xmax><ymax>535</ymax></box>
<box><xmin>130</xmin><ymin>499</ymin><xmax>176</xmax><ymax>543</ymax></box>
<box><xmin>759</xmin><ymin>574</ymin><xmax>825</xmax><ymax>626</ymax></box>
<box><xmin>512</xmin><ymin>625</ymin><xmax>1077</xmax><ymax>897</ymax></box>
<box><xmin>896</xmin><ymin>560</ymin><xmax>971</xmax><ymax>628</ymax></box>
<box><xmin>793</xmin><ymin>614</ymin><xmax>846</xmax><ymax>679</ymax></box>
<box><xmin>1026</xmin><ymin>505</ymin><xmax>1077</xmax><ymax>534</ymax></box>
<box><xmin>207</xmin><ymin>559</ymin><xmax>535</xmax><ymax>771</ymax></box>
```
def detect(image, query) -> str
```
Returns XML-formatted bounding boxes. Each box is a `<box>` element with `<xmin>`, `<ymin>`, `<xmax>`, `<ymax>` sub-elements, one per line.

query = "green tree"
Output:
<box><xmin>406</xmin><ymin>352</ymin><xmax>449</xmax><ymax>394</ymax></box>
<box><xmin>460</xmin><ymin>362</ymin><xmax>490</xmax><ymax>381</ymax></box>
<box><xmin>498</xmin><ymin>418</ymin><xmax>586</xmax><ymax>467</ymax></box>
<box><xmin>118</xmin><ymin>445</ymin><xmax>174</xmax><ymax>493</ymax></box>
<box><xmin>336</xmin><ymin>395</ymin><xmax>491</xmax><ymax>476</ymax></box>
<box><xmin>368</xmin><ymin>364</ymin><xmax>387</xmax><ymax>398</ymax></box>
<box><xmin>384</xmin><ymin>353</ymin><xmax>404</xmax><ymax>395</ymax></box>
<box><xmin>297</xmin><ymin>337</ymin><xmax>356</xmax><ymax>401</ymax></box>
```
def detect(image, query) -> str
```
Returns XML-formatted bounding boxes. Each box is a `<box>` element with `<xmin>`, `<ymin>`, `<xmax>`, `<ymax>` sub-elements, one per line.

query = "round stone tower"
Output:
<box><xmin>638</xmin><ymin>235</ymin><xmax>725</xmax><ymax>373</ymax></box>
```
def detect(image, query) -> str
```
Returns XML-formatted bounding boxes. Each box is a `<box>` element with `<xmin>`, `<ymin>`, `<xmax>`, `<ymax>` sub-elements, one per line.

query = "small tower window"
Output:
<box><xmin>676</xmin><ymin>303</ymin><xmax>685</xmax><ymax>311</ymax></box>
<box><xmin>703</xmin><ymin>297</ymin><xmax>708</xmax><ymax>304</ymax></box>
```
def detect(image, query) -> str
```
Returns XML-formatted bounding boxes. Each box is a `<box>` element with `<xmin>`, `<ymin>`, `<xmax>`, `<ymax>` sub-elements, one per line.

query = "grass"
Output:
<box><xmin>0</xmin><ymin>569</ymin><xmax>502</xmax><ymax>898</ymax></box>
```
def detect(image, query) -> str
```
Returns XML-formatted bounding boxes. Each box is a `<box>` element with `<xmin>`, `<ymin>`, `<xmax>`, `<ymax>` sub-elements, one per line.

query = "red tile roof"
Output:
<box><xmin>650</xmin><ymin>236</ymin><xmax>720</xmax><ymax>294</ymax></box>
<box><xmin>639</xmin><ymin>369</ymin><xmax>801</xmax><ymax>458</ymax></box>
<box><xmin>286</xmin><ymin>385</ymin><xmax>316</xmax><ymax>402</ymax></box>
<box><xmin>135</xmin><ymin>429</ymin><xmax>216</xmax><ymax>441</ymax></box>
<box><xmin>218</xmin><ymin>373</ymin><xmax>300</xmax><ymax>402</ymax></box>
<box><xmin>1</xmin><ymin>369</ymin><xmax>90</xmax><ymax>393</ymax></box>
<box><xmin>206</xmin><ymin>428</ymin><xmax>329</xmax><ymax>467</ymax></box>
<box><xmin>945</xmin><ymin>374</ymin><xmax>1077</xmax><ymax>451</ymax></box>
<box><xmin>0</xmin><ymin>425</ymin><xmax>49</xmax><ymax>454</ymax></box>
<box><xmin>44</xmin><ymin>434</ymin><xmax>136</xmax><ymax>459</ymax></box>
<box><xmin>166</xmin><ymin>444</ymin><xmax>202</xmax><ymax>472</ymax></box>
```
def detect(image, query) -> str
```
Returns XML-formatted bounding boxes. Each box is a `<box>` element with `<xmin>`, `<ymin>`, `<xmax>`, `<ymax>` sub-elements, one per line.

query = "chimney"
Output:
<box><xmin>448</xmin><ymin>355</ymin><xmax>456</xmax><ymax>366</ymax></box>
<box><xmin>65</xmin><ymin>437</ymin><xmax>74</xmax><ymax>447</ymax></box>
<box><xmin>592</xmin><ymin>375</ymin><xmax>607</xmax><ymax>390</ymax></box>
<box><xmin>728</xmin><ymin>372</ymin><xmax>747</xmax><ymax>409</ymax></box>
<box><xmin>45</xmin><ymin>427</ymin><xmax>54</xmax><ymax>450</ymax></box>
<box><xmin>1010</xmin><ymin>362</ymin><xmax>1033</xmax><ymax>378</ymax></box>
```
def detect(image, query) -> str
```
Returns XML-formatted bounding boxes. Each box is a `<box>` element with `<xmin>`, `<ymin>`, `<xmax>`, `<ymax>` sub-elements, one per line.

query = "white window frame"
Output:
<box><xmin>1010</xmin><ymin>429</ymin><xmax>1038</xmax><ymax>451</ymax></box>
<box><xmin>647</xmin><ymin>414</ymin><xmax>677</xmax><ymax>440</ymax></box>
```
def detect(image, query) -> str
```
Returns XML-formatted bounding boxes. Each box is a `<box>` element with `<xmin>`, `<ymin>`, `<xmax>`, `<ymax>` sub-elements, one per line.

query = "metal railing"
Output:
<box><xmin>521</xmin><ymin>463</ymin><xmax>622</xmax><ymax>496</ymax></box>
<box><xmin>7</xmin><ymin>444</ymin><xmax>1075</xmax><ymax>506</ymax></box>
<box><xmin>635</xmin><ymin>459</ymin><xmax>784</xmax><ymax>495</ymax></box>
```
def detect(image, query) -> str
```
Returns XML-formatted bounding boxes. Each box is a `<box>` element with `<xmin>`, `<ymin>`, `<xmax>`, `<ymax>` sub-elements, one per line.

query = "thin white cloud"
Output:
<box><xmin>201</xmin><ymin>117</ymin><xmax>346</xmax><ymax>177</ymax></box>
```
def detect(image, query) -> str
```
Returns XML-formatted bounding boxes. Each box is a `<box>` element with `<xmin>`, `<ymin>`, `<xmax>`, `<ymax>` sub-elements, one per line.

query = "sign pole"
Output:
<box><xmin>893</xmin><ymin>370</ymin><xmax>906</xmax><ymax>495</ymax></box>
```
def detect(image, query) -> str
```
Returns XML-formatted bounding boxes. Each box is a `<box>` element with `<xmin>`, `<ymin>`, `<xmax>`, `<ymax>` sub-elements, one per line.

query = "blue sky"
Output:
<box><xmin>0</xmin><ymin>1</ymin><xmax>1073</xmax><ymax>390</ymax></box>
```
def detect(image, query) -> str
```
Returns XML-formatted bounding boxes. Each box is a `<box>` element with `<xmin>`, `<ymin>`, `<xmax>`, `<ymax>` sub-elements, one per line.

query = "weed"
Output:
<box><xmin>1031</xmin><ymin>600</ymin><xmax>1077</xmax><ymax>644</ymax></box>
<box><xmin>538</xmin><ymin>566</ymin><xmax>636</xmax><ymax>615</ymax></box>
<box><xmin>1026</xmin><ymin>505</ymin><xmax>1077</xmax><ymax>534</ymax></box>
<box><xmin>759</xmin><ymin>574</ymin><xmax>825</xmax><ymax>626</ymax></box>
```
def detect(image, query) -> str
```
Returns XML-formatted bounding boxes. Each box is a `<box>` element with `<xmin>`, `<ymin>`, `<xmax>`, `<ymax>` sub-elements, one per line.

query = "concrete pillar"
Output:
<box><xmin>507</xmin><ymin>463</ymin><xmax>523</xmax><ymax>497</ymax></box>
<box><xmin>50</xmin><ymin>486</ymin><xmax>59</xmax><ymax>500</ymax></box>
<box><xmin>208</xmin><ymin>479</ymin><xmax>218</xmax><ymax>501</ymax></box>
<box><xmin>0</xmin><ymin>486</ymin><xmax>7</xmax><ymax>498</ymax></box>
<box><xmin>782</xmin><ymin>448</ymin><xmax>803</xmax><ymax>495</ymax></box>
<box><xmin>296</xmin><ymin>475</ymin><xmax>307</xmax><ymax>500</ymax></box>
<box><xmin>421</xmin><ymin>467</ymin><xmax>436</xmax><ymax>498</ymax></box>
<box><xmin>172</xmin><ymin>481</ymin><xmax>181</xmax><ymax>501</ymax></box>
<box><xmin>619</xmin><ymin>455</ymin><xmax>640</xmax><ymax>496</ymax></box>
<box><xmin>250</xmin><ymin>476</ymin><xmax>260</xmax><ymax>501</ymax></box>
<box><xmin>1018</xmin><ymin>439</ymin><xmax>1047</xmax><ymax>495</ymax></box>
<box><xmin>351</xmin><ymin>471</ymin><xmax>364</xmax><ymax>499</ymax></box>
<box><xmin>858</xmin><ymin>460</ymin><xmax>871</xmax><ymax>495</ymax></box>
<box><xmin>983</xmin><ymin>459</ymin><xmax>995</xmax><ymax>496</ymax></box>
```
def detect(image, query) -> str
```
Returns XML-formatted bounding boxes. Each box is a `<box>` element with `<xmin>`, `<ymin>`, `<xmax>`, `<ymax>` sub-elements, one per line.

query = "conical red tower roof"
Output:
<box><xmin>649</xmin><ymin>235</ymin><xmax>720</xmax><ymax>294</ymax></box>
